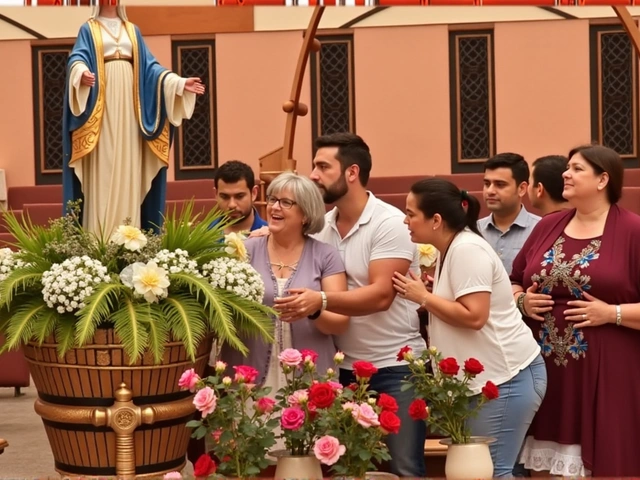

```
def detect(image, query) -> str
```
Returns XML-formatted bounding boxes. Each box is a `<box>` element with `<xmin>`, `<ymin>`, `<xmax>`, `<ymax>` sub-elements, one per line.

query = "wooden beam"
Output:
<box><xmin>613</xmin><ymin>6</ymin><xmax>640</xmax><ymax>57</ymax></box>
<box><xmin>125</xmin><ymin>6</ymin><xmax>254</xmax><ymax>36</ymax></box>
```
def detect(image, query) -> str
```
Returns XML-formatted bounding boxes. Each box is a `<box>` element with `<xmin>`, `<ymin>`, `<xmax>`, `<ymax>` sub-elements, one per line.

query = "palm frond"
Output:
<box><xmin>215</xmin><ymin>290</ymin><xmax>274</xmax><ymax>343</ymax></box>
<box><xmin>4</xmin><ymin>210</ymin><xmax>64</xmax><ymax>263</ymax></box>
<box><xmin>161</xmin><ymin>200</ymin><xmax>234</xmax><ymax>256</ymax></box>
<box><xmin>145</xmin><ymin>303</ymin><xmax>170</xmax><ymax>364</ymax></box>
<box><xmin>111</xmin><ymin>298</ymin><xmax>151</xmax><ymax>365</ymax></box>
<box><xmin>1</xmin><ymin>297</ymin><xmax>49</xmax><ymax>352</ymax></box>
<box><xmin>31</xmin><ymin>308</ymin><xmax>59</xmax><ymax>346</ymax></box>
<box><xmin>74</xmin><ymin>282</ymin><xmax>128</xmax><ymax>347</ymax></box>
<box><xmin>162</xmin><ymin>294</ymin><xmax>208</xmax><ymax>361</ymax></box>
<box><xmin>0</xmin><ymin>265</ymin><xmax>46</xmax><ymax>309</ymax></box>
<box><xmin>54</xmin><ymin>315</ymin><xmax>77</xmax><ymax>358</ymax></box>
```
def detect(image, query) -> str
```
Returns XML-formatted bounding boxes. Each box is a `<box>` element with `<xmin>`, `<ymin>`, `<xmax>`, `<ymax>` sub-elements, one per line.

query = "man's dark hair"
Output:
<box><xmin>214</xmin><ymin>160</ymin><xmax>255</xmax><ymax>190</ymax></box>
<box><xmin>483</xmin><ymin>153</ymin><xmax>530</xmax><ymax>186</ymax></box>
<box><xmin>314</xmin><ymin>133</ymin><xmax>372</xmax><ymax>186</ymax></box>
<box><xmin>532</xmin><ymin>155</ymin><xmax>568</xmax><ymax>203</ymax></box>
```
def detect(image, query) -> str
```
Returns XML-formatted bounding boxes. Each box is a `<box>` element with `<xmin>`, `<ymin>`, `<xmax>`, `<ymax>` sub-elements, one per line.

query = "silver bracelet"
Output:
<box><xmin>615</xmin><ymin>305</ymin><xmax>622</xmax><ymax>326</ymax></box>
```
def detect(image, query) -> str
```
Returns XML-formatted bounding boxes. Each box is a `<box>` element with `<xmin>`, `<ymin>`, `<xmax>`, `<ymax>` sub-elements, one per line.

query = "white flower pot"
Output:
<box><xmin>440</xmin><ymin>436</ymin><xmax>495</xmax><ymax>480</ymax></box>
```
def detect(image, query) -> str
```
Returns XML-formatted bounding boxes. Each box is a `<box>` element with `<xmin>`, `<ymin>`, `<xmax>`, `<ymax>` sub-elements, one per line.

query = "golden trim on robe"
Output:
<box><xmin>126</xmin><ymin>21</ymin><xmax>170</xmax><ymax>165</ymax></box>
<box><xmin>70</xmin><ymin>19</ymin><xmax>105</xmax><ymax>164</ymax></box>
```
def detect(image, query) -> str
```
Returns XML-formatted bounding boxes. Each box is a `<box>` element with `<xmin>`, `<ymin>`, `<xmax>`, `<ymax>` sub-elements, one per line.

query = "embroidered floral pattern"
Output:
<box><xmin>531</xmin><ymin>236</ymin><xmax>601</xmax><ymax>366</ymax></box>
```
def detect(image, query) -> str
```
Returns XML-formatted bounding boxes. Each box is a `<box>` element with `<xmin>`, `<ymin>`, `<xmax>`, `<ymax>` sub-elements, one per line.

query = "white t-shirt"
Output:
<box><xmin>430</xmin><ymin>229</ymin><xmax>540</xmax><ymax>394</ymax></box>
<box><xmin>313</xmin><ymin>193</ymin><xmax>427</xmax><ymax>369</ymax></box>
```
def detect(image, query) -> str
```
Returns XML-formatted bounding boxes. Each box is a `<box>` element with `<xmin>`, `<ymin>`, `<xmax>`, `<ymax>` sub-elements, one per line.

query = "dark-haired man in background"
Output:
<box><xmin>527</xmin><ymin>155</ymin><xmax>570</xmax><ymax>217</ymax></box>
<box><xmin>478</xmin><ymin>153</ymin><xmax>540</xmax><ymax>274</ymax></box>
<box><xmin>212</xmin><ymin>159</ymin><xmax>267</xmax><ymax>234</ymax></box>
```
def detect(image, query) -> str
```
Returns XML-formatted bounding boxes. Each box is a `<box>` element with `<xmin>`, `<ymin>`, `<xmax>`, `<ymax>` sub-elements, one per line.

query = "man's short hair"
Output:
<box><xmin>532</xmin><ymin>155</ymin><xmax>568</xmax><ymax>203</ymax></box>
<box><xmin>484</xmin><ymin>153</ymin><xmax>529</xmax><ymax>186</ymax></box>
<box><xmin>314</xmin><ymin>132</ymin><xmax>372</xmax><ymax>186</ymax></box>
<box><xmin>214</xmin><ymin>160</ymin><xmax>255</xmax><ymax>190</ymax></box>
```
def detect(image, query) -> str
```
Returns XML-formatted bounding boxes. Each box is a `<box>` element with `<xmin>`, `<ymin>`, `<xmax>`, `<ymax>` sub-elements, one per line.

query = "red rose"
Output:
<box><xmin>438</xmin><ymin>357</ymin><xmax>460</xmax><ymax>376</ymax></box>
<box><xmin>379</xmin><ymin>411</ymin><xmax>401</xmax><ymax>434</ymax></box>
<box><xmin>194</xmin><ymin>453</ymin><xmax>217</xmax><ymax>477</ymax></box>
<box><xmin>233</xmin><ymin>365</ymin><xmax>259</xmax><ymax>384</ymax></box>
<box><xmin>463</xmin><ymin>358</ymin><xmax>484</xmax><ymax>376</ymax></box>
<box><xmin>481</xmin><ymin>381</ymin><xmax>499</xmax><ymax>400</ymax></box>
<box><xmin>308</xmin><ymin>382</ymin><xmax>336</xmax><ymax>409</ymax></box>
<box><xmin>347</xmin><ymin>383</ymin><xmax>359</xmax><ymax>392</ymax></box>
<box><xmin>377</xmin><ymin>393</ymin><xmax>399</xmax><ymax>412</ymax></box>
<box><xmin>397</xmin><ymin>345</ymin><xmax>412</xmax><ymax>362</ymax></box>
<box><xmin>408</xmin><ymin>399</ymin><xmax>429</xmax><ymax>420</ymax></box>
<box><xmin>353</xmin><ymin>360</ymin><xmax>378</xmax><ymax>379</ymax></box>
<box><xmin>300</xmin><ymin>349</ymin><xmax>319</xmax><ymax>364</ymax></box>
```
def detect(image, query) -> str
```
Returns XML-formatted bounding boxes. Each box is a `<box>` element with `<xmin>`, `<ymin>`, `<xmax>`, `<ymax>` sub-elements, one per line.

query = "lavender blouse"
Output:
<box><xmin>220</xmin><ymin>235</ymin><xmax>346</xmax><ymax>383</ymax></box>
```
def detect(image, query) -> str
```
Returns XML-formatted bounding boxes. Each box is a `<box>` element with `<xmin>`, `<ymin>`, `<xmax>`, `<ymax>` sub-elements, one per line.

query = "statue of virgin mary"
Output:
<box><xmin>62</xmin><ymin>0</ymin><xmax>205</xmax><ymax>237</ymax></box>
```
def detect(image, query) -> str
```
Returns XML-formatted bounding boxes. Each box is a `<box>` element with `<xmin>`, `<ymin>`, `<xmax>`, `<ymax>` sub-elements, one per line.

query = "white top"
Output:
<box><xmin>313</xmin><ymin>192</ymin><xmax>427</xmax><ymax>369</ymax></box>
<box><xmin>430</xmin><ymin>229</ymin><xmax>540</xmax><ymax>394</ymax></box>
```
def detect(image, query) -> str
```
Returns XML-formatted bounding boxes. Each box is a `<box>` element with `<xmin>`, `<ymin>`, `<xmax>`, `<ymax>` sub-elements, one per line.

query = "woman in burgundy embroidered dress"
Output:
<box><xmin>510</xmin><ymin>144</ymin><xmax>640</xmax><ymax>476</ymax></box>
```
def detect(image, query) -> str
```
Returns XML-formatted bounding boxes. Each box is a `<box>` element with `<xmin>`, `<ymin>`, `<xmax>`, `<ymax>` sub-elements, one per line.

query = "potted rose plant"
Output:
<box><xmin>399</xmin><ymin>345</ymin><xmax>500</xmax><ymax>479</ymax></box>
<box><xmin>185</xmin><ymin>361</ymin><xmax>280</xmax><ymax>478</ymax></box>
<box><xmin>311</xmin><ymin>358</ymin><xmax>401</xmax><ymax>479</ymax></box>
<box><xmin>271</xmin><ymin>348</ymin><xmax>343</xmax><ymax>480</ymax></box>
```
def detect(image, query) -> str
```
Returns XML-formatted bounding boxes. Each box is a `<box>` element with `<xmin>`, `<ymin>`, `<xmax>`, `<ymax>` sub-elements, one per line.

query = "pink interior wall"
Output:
<box><xmin>0</xmin><ymin>19</ymin><xmax>600</xmax><ymax>189</ymax></box>
<box><xmin>494</xmin><ymin>20</ymin><xmax>592</xmax><ymax>162</ymax></box>
<box><xmin>0</xmin><ymin>40</ymin><xmax>35</xmax><ymax>188</ymax></box>
<box><xmin>354</xmin><ymin>25</ymin><xmax>451</xmax><ymax>177</ymax></box>
<box><xmin>215</xmin><ymin>30</ymin><xmax>313</xmax><ymax>178</ymax></box>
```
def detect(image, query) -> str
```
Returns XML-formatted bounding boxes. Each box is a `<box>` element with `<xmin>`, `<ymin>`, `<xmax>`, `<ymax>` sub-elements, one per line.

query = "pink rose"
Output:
<box><xmin>287</xmin><ymin>389</ymin><xmax>309</xmax><ymax>406</ymax></box>
<box><xmin>279</xmin><ymin>348</ymin><xmax>303</xmax><ymax>367</ymax></box>
<box><xmin>193</xmin><ymin>386</ymin><xmax>217</xmax><ymax>417</ymax></box>
<box><xmin>313</xmin><ymin>435</ymin><xmax>346</xmax><ymax>466</ymax></box>
<box><xmin>178</xmin><ymin>368</ymin><xmax>200</xmax><ymax>393</ymax></box>
<box><xmin>281</xmin><ymin>407</ymin><xmax>306</xmax><ymax>430</ymax></box>
<box><xmin>352</xmin><ymin>403</ymin><xmax>380</xmax><ymax>428</ymax></box>
<box><xmin>163</xmin><ymin>473</ymin><xmax>183</xmax><ymax>480</ymax></box>
<box><xmin>233</xmin><ymin>365</ymin><xmax>259</xmax><ymax>384</ymax></box>
<box><xmin>328</xmin><ymin>381</ymin><xmax>343</xmax><ymax>393</ymax></box>
<box><xmin>256</xmin><ymin>396</ymin><xmax>276</xmax><ymax>414</ymax></box>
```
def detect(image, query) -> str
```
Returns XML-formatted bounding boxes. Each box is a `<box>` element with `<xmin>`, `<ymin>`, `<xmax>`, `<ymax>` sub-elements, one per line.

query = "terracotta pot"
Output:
<box><xmin>440</xmin><ymin>436</ymin><xmax>495</xmax><ymax>480</ymax></box>
<box><xmin>272</xmin><ymin>449</ymin><xmax>323</xmax><ymax>480</ymax></box>
<box><xmin>23</xmin><ymin>327</ymin><xmax>214</xmax><ymax>478</ymax></box>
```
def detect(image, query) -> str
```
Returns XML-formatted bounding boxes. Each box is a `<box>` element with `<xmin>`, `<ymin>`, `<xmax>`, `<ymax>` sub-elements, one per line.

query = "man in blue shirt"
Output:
<box><xmin>211</xmin><ymin>160</ymin><xmax>267</xmax><ymax>234</ymax></box>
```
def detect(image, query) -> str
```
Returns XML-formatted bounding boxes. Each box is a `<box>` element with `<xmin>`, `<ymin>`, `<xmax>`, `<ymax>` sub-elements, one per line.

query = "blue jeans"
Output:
<box><xmin>466</xmin><ymin>355</ymin><xmax>547</xmax><ymax>478</ymax></box>
<box><xmin>340</xmin><ymin>366</ymin><xmax>426</xmax><ymax>477</ymax></box>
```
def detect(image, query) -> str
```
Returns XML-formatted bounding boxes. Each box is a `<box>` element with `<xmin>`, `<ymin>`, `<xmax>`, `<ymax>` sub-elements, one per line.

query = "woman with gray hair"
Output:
<box><xmin>221</xmin><ymin>172</ymin><xmax>349</xmax><ymax>383</ymax></box>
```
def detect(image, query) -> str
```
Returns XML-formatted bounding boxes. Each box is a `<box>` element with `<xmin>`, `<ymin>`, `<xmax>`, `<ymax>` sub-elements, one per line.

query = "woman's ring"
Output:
<box><xmin>582</xmin><ymin>314</ymin><xmax>587</xmax><ymax>320</ymax></box>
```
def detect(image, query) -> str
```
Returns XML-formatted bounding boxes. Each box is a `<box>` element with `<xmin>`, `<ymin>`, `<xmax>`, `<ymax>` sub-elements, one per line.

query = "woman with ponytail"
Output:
<box><xmin>392</xmin><ymin>178</ymin><xmax>546</xmax><ymax>477</ymax></box>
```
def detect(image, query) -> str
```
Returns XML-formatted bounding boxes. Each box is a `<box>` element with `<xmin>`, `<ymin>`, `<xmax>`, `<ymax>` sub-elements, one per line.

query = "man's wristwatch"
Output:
<box><xmin>308</xmin><ymin>291</ymin><xmax>327</xmax><ymax>320</ymax></box>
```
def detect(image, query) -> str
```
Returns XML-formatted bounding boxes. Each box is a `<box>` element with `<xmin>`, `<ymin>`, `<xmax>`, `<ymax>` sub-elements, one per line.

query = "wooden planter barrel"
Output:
<box><xmin>22</xmin><ymin>327</ymin><xmax>213</xmax><ymax>478</ymax></box>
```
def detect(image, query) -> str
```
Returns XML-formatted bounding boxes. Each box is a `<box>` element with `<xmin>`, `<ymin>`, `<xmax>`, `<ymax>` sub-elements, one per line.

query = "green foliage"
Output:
<box><xmin>0</xmin><ymin>200</ymin><xmax>275</xmax><ymax>364</ymax></box>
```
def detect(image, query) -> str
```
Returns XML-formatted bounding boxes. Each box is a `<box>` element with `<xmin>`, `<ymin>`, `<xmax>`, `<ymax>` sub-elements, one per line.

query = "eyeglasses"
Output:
<box><xmin>266</xmin><ymin>195</ymin><xmax>297</xmax><ymax>209</ymax></box>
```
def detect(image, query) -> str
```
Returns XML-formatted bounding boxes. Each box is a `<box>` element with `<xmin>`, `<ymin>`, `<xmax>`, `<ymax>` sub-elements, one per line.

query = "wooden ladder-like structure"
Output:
<box><xmin>256</xmin><ymin>6</ymin><xmax>325</xmax><ymax>219</ymax></box>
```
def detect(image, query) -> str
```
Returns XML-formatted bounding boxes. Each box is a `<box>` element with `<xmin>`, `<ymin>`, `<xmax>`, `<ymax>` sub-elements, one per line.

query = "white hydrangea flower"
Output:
<box><xmin>151</xmin><ymin>249</ymin><xmax>200</xmax><ymax>277</ymax></box>
<box><xmin>201</xmin><ymin>257</ymin><xmax>264</xmax><ymax>303</ymax></box>
<box><xmin>110</xmin><ymin>225</ymin><xmax>148</xmax><ymax>251</ymax></box>
<box><xmin>0</xmin><ymin>248</ymin><xmax>27</xmax><ymax>283</ymax></box>
<box><xmin>41</xmin><ymin>256</ymin><xmax>111</xmax><ymax>314</ymax></box>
